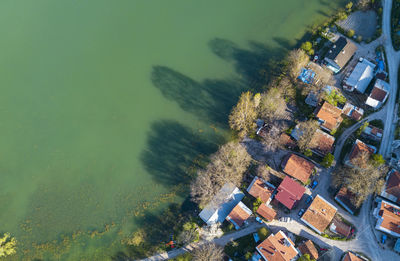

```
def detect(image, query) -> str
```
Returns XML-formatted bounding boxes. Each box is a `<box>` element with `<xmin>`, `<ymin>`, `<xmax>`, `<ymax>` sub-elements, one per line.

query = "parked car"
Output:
<box><xmin>298</xmin><ymin>208</ymin><xmax>305</xmax><ymax>217</ymax></box>
<box><xmin>305</xmin><ymin>195</ymin><xmax>313</xmax><ymax>206</ymax></box>
<box><xmin>381</xmin><ymin>234</ymin><xmax>387</xmax><ymax>244</ymax></box>
<box><xmin>310</xmin><ymin>180</ymin><xmax>318</xmax><ymax>189</ymax></box>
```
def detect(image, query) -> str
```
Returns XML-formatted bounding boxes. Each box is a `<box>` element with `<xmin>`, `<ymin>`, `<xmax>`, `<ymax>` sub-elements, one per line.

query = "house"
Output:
<box><xmin>305</xmin><ymin>91</ymin><xmax>320</xmax><ymax>107</ymax></box>
<box><xmin>324</xmin><ymin>36</ymin><xmax>357</xmax><ymax>73</ymax></box>
<box><xmin>381</xmin><ymin>170</ymin><xmax>400</xmax><ymax>204</ymax></box>
<box><xmin>329</xmin><ymin>217</ymin><xmax>351</xmax><ymax>237</ymax></box>
<box><xmin>342</xmin><ymin>251</ymin><xmax>365</xmax><ymax>261</ymax></box>
<box><xmin>301</xmin><ymin>195</ymin><xmax>337</xmax><ymax>234</ymax></box>
<box><xmin>256</xmin><ymin>230</ymin><xmax>299</xmax><ymax>261</ymax></box>
<box><xmin>335</xmin><ymin>187</ymin><xmax>357</xmax><ymax>215</ymax></box>
<box><xmin>343</xmin><ymin>58</ymin><xmax>375</xmax><ymax>93</ymax></box>
<box><xmin>314</xmin><ymin>101</ymin><xmax>343</xmax><ymax>132</ymax></box>
<box><xmin>279</xmin><ymin>133</ymin><xmax>297</xmax><ymax>149</ymax></box>
<box><xmin>247</xmin><ymin>176</ymin><xmax>276</xmax><ymax>204</ymax></box>
<box><xmin>281</xmin><ymin>154</ymin><xmax>315</xmax><ymax>184</ymax></box>
<box><xmin>199</xmin><ymin>183</ymin><xmax>244</xmax><ymax>225</ymax></box>
<box><xmin>362</xmin><ymin>125</ymin><xmax>383</xmax><ymax>141</ymax></box>
<box><xmin>257</xmin><ymin>203</ymin><xmax>277</xmax><ymax>221</ymax></box>
<box><xmin>373</xmin><ymin>198</ymin><xmax>400</xmax><ymax>237</ymax></box>
<box><xmin>345</xmin><ymin>139</ymin><xmax>376</xmax><ymax>168</ymax></box>
<box><xmin>342</xmin><ymin>102</ymin><xmax>364</xmax><ymax>121</ymax></box>
<box><xmin>275</xmin><ymin>176</ymin><xmax>305</xmax><ymax>210</ymax></box>
<box><xmin>365</xmin><ymin>79</ymin><xmax>390</xmax><ymax>108</ymax></box>
<box><xmin>226</xmin><ymin>201</ymin><xmax>252</xmax><ymax>230</ymax></box>
<box><xmin>309</xmin><ymin>129</ymin><xmax>335</xmax><ymax>156</ymax></box>
<box><xmin>297</xmin><ymin>240</ymin><xmax>319</xmax><ymax>260</ymax></box>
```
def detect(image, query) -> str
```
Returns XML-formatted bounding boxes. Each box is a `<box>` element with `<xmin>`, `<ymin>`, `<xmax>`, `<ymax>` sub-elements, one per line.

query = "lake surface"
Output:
<box><xmin>0</xmin><ymin>0</ymin><xmax>345</xmax><ymax>259</ymax></box>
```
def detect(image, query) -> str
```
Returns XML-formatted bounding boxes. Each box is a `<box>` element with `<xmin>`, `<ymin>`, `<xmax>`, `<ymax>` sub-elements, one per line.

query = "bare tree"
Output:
<box><xmin>191</xmin><ymin>142</ymin><xmax>252</xmax><ymax>207</ymax></box>
<box><xmin>297</xmin><ymin>120</ymin><xmax>319</xmax><ymax>152</ymax></box>
<box><xmin>286</xmin><ymin>49</ymin><xmax>309</xmax><ymax>80</ymax></box>
<box><xmin>357</xmin><ymin>0</ymin><xmax>371</xmax><ymax>10</ymax></box>
<box><xmin>229</xmin><ymin>91</ymin><xmax>258</xmax><ymax>138</ymax></box>
<box><xmin>192</xmin><ymin>243</ymin><xmax>224</xmax><ymax>261</ymax></box>
<box><xmin>259</xmin><ymin>87</ymin><xmax>286</xmax><ymax>123</ymax></box>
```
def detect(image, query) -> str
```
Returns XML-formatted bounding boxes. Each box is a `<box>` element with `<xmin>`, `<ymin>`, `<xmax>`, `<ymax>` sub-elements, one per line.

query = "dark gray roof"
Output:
<box><xmin>325</xmin><ymin>37</ymin><xmax>357</xmax><ymax>69</ymax></box>
<box><xmin>325</xmin><ymin>37</ymin><xmax>348</xmax><ymax>60</ymax></box>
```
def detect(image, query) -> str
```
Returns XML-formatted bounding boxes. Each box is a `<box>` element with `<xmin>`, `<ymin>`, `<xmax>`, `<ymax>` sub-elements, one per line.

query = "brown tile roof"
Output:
<box><xmin>298</xmin><ymin>240</ymin><xmax>319</xmax><ymax>260</ymax></box>
<box><xmin>377</xmin><ymin>201</ymin><xmax>400</xmax><ymax>235</ymax></box>
<box><xmin>275</xmin><ymin>176</ymin><xmax>305</xmax><ymax>210</ymax></box>
<box><xmin>309</xmin><ymin>129</ymin><xmax>335</xmax><ymax>156</ymax></box>
<box><xmin>248</xmin><ymin>177</ymin><xmax>274</xmax><ymax>203</ymax></box>
<box><xmin>386</xmin><ymin>170</ymin><xmax>400</xmax><ymax>203</ymax></box>
<box><xmin>282</xmin><ymin>154</ymin><xmax>315</xmax><ymax>184</ymax></box>
<box><xmin>350</xmin><ymin>110</ymin><xmax>363</xmax><ymax>121</ymax></box>
<box><xmin>335</xmin><ymin>187</ymin><xmax>357</xmax><ymax>214</ymax></box>
<box><xmin>315</xmin><ymin>101</ymin><xmax>343</xmax><ymax>131</ymax></box>
<box><xmin>226</xmin><ymin>202</ymin><xmax>251</xmax><ymax>227</ymax></box>
<box><xmin>343</xmin><ymin>252</ymin><xmax>364</xmax><ymax>261</ymax></box>
<box><xmin>257</xmin><ymin>204</ymin><xmax>277</xmax><ymax>221</ymax></box>
<box><xmin>371</xmin><ymin>126</ymin><xmax>383</xmax><ymax>136</ymax></box>
<box><xmin>349</xmin><ymin>139</ymin><xmax>375</xmax><ymax>166</ymax></box>
<box><xmin>370</xmin><ymin>86</ymin><xmax>388</xmax><ymax>102</ymax></box>
<box><xmin>301</xmin><ymin>195</ymin><xmax>337</xmax><ymax>233</ymax></box>
<box><xmin>331</xmin><ymin>217</ymin><xmax>351</xmax><ymax>237</ymax></box>
<box><xmin>279</xmin><ymin>133</ymin><xmax>297</xmax><ymax>149</ymax></box>
<box><xmin>256</xmin><ymin>231</ymin><xmax>298</xmax><ymax>261</ymax></box>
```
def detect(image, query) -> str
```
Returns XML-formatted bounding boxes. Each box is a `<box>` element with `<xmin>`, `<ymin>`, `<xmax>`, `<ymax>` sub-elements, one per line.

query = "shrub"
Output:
<box><xmin>253</xmin><ymin>197</ymin><xmax>263</xmax><ymax>213</ymax></box>
<box><xmin>245</xmin><ymin>252</ymin><xmax>253</xmax><ymax>260</ymax></box>
<box><xmin>305</xmin><ymin>149</ymin><xmax>313</xmax><ymax>157</ymax></box>
<box><xmin>301</xmin><ymin>41</ymin><xmax>313</xmax><ymax>52</ymax></box>
<box><xmin>322</xmin><ymin>153</ymin><xmax>335</xmax><ymax>168</ymax></box>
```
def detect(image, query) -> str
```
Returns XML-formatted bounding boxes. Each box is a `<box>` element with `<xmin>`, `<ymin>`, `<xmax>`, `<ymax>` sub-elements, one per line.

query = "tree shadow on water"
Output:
<box><xmin>140</xmin><ymin>120</ymin><xmax>223</xmax><ymax>189</ymax></box>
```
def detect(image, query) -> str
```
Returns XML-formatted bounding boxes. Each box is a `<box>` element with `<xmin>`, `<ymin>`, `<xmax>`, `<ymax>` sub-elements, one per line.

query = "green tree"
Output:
<box><xmin>229</xmin><ymin>91</ymin><xmax>258</xmax><ymax>138</ymax></box>
<box><xmin>258</xmin><ymin>227</ymin><xmax>270</xmax><ymax>241</ymax></box>
<box><xmin>0</xmin><ymin>233</ymin><xmax>17</xmax><ymax>258</ymax></box>
<box><xmin>346</xmin><ymin>2</ymin><xmax>353</xmax><ymax>11</ymax></box>
<box><xmin>323</xmin><ymin>89</ymin><xmax>346</xmax><ymax>106</ymax></box>
<box><xmin>304</xmin><ymin>149</ymin><xmax>313</xmax><ymax>157</ymax></box>
<box><xmin>356</xmin><ymin>121</ymin><xmax>369</xmax><ymax>136</ymax></box>
<box><xmin>301</xmin><ymin>41</ymin><xmax>312</xmax><ymax>52</ymax></box>
<box><xmin>337</xmin><ymin>11</ymin><xmax>348</xmax><ymax>21</ymax></box>
<box><xmin>371</xmin><ymin>154</ymin><xmax>385</xmax><ymax>167</ymax></box>
<box><xmin>298</xmin><ymin>254</ymin><xmax>315</xmax><ymax>261</ymax></box>
<box><xmin>347</xmin><ymin>29</ymin><xmax>355</xmax><ymax>38</ymax></box>
<box><xmin>253</xmin><ymin>197</ymin><xmax>263</xmax><ymax>213</ymax></box>
<box><xmin>321</xmin><ymin>153</ymin><xmax>335</xmax><ymax>168</ymax></box>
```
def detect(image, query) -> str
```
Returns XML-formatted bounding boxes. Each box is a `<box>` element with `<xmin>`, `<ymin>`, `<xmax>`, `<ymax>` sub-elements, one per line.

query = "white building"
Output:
<box><xmin>343</xmin><ymin>58</ymin><xmax>375</xmax><ymax>93</ymax></box>
<box><xmin>365</xmin><ymin>79</ymin><xmax>389</xmax><ymax>108</ymax></box>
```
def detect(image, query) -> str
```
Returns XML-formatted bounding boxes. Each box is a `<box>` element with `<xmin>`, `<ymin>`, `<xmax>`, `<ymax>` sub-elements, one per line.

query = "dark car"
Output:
<box><xmin>310</xmin><ymin>180</ymin><xmax>318</xmax><ymax>189</ymax></box>
<box><xmin>305</xmin><ymin>195</ymin><xmax>313</xmax><ymax>206</ymax></box>
<box><xmin>298</xmin><ymin>208</ymin><xmax>305</xmax><ymax>217</ymax></box>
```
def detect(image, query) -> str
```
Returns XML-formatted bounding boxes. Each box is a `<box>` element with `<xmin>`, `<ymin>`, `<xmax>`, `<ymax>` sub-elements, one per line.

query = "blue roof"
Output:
<box><xmin>298</xmin><ymin>68</ymin><xmax>315</xmax><ymax>84</ymax></box>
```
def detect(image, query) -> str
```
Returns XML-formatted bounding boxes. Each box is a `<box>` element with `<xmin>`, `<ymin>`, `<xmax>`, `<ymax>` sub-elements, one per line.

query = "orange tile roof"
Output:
<box><xmin>257</xmin><ymin>204</ymin><xmax>277</xmax><ymax>221</ymax></box>
<box><xmin>256</xmin><ymin>231</ymin><xmax>298</xmax><ymax>261</ymax></box>
<box><xmin>226</xmin><ymin>202</ymin><xmax>251</xmax><ymax>227</ymax></box>
<box><xmin>331</xmin><ymin>218</ymin><xmax>351</xmax><ymax>237</ymax></box>
<box><xmin>315</xmin><ymin>101</ymin><xmax>343</xmax><ymax>131</ymax></box>
<box><xmin>248</xmin><ymin>177</ymin><xmax>274</xmax><ymax>203</ymax></box>
<box><xmin>349</xmin><ymin>139</ymin><xmax>375</xmax><ymax>166</ymax></box>
<box><xmin>309</xmin><ymin>129</ymin><xmax>335</xmax><ymax>156</ymax></box>
<box><xmin>298</xmin><ymin>240</ymin><xmax>319</xmax><ymax>260</ymax></box>
<box><xmin>282</xmin><ymin>154</ymin><xmax>315</xmax><ymax>184</ymax></box>
<box><xmin>377</xmin><ymin>201</ymin><xmax>400</xmax><ymax>235</ymax></box>
<box><xmin>279</xmin><ymin>133</ymin><xmax>297</xmax><ymax>149</ymax></box>
<box><xmin>343</xmin><ymin>252</ymin><xmax>364</xmax><ymax>261</ymax></box>
<box><xmin>301</xmin><ymin>195</ymin><xmax>337</xmax><ymax>234</ymax></box>
<box><xmin>385</xmin><ymin>170</ymin><xmax>400</xmax><ymax>203</ymax></box>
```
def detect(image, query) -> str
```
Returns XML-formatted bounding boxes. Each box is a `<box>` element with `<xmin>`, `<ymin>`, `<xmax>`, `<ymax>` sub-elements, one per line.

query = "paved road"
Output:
<box><xmin>380</xmin><ymin>0</ymin><xmax>400</xmax><ymax>158</ymax></box>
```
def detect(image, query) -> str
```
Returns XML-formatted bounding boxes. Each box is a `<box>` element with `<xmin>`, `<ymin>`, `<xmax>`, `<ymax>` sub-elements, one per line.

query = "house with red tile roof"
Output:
<box><xmin>301</xmin><ymin>195</ymin><xmax>337</xmax><ymax>234</ymax></box>
<box><xmin>247</xmin><ymin>176</ymin><xmax>276</xmax><ymax>204</ymax></box>
<box><xmin>297</xmin><ymin>240</ymin><xmax>319</xmax><ymax>260</ymax></box>
<box><xmin>314</xmin><ymin>101</ymin><xmax>343</xmax><ymax>132</ymax></box>
<box><xmin>275</xmin><ymin>176</ymin><xmax>305</xmax><ymax>210</ymax></box>
<box><xmin>362</xmin><ymin>125</ymin><xmax>383</xmax><ymax>141</ymax></box>
<box><xmin>256</xmin><ymin>230</ymin><xmax>299</xmax><ymax>261</ymax></box>
<box><xmin>335</xmin><ymin>187</ymin><xmax>357</xmax><ymax>215</ymax></box>
<box><xmin>279</xmin><ymin>133</ymin><xmax>297</xmax><ymax>149</ymax></box>
<box><xmin>345</xmin><ymin>139</ymin><xmax>376</xmax><ymax>168</ymax></box>
<box><xmin>373</xmin><ymin>198</ymin><xmax>400</xmax><ymax>237</ymax></box>
<box><xmin>342</xmin><ymin>102</ymin><xmax>364</xmax><ymax>121</ymax></box>
<box><xmin>281</xmin><ymin>154</ymin><xmax>315</xmax><ymax>184</ymax></box>
<box><xmin>342</xmin><ymin>251</ymin><xmax>365</xmax><ymax>261</ymax></box>
<box><xmin>329</xmin><ymin>217</ymin><xmax>351</xmax><ymax>237</ymax></box>
<box><xmin>381</xmin><ymin>170</ymin><xmax>400</xmax><ymax>204</ymax></box>
<box><xmin>365</xmin><ymin>79</ymin><xmax>389</xmax><ymax>109</ymax></box>
<box><xmin>309</xmin><ymin>129</ymin><xmax>335</xmax><ymax>156</ymax></box>
<box><xmin>257</xmin><ymin>203</ymin><xmax>277</xmax><ymax>222</ymax></box>
<box><xmin>226</xmin><ymin>201</ymin><xmax>252</xmax><ymax>230</ymax></box>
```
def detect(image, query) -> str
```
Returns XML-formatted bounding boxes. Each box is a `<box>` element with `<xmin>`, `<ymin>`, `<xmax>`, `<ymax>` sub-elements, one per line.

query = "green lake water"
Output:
<box><xmin>0</xmin><ymin>0</ymin><xmax>345</xmax><ymax>259</ymax></box>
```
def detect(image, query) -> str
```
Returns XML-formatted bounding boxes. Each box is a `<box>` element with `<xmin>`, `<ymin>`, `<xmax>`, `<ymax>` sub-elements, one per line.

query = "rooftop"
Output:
<box><xmin>247</xmin><ymin>176</ymin><xmax>275</xmax><ymax>203</ymax></box>
<box><xmin>309</xmin><ymin>129</ymin><xmax>335</xmax><ymax>156</ymax></box>
<box><xmin>374</xmin><ymin>199</ymin><xmax>400</xmax><ymax>237</ymax></box>
<box><xmin>330</xmin><ymin>217</ymin><xmax>351</xmax><ymax>237</ymax></box>
<box><xmin>256</xmin><ymin>231</ymin><xmax>298</xmax><ymax>261</ymax></box>
<box><xmin>315</xmin><ymin>101</ymin><xmax>343</xmax><ymax>131</ymax></box>
<box><xmin>348</xmin><ymin>139</ymin><xmax>376</xmax><ymax>167</ymax></box>
<box><xmin>325</xmin><ymin>37</ymin><xmax>357</xmax><ymax>69</ymax></box>
<box><xmin>343</xmin><ymin>251</ymin><xmax>364</xmax><ymax>261</ymax></box>
<box><xmin>384</xmin><ymin>170</ymin><xmax>400</xmax><ymax>203</ymax></box>
<box><xmin>256</xmin><ymin>203</ymin><xmax>277</xmax><ymax>221</ymax></box>
<box><xmin>335</xmin><ymin>187</ymin><xmax>357</xmax><ymax>215</ymax></box>
<box><xmin>301</xmin><ymin>195</ymin><xmax>337</xmax><ymax>234</ymax></box>
<box><xmin>275</xmin><ymin>176</ymin><xmax>305</xmax><ymax>210</ymax></box>
<box><xmin>281</xmin><ymin>154</ymin><xmax>315</xmax><ymax>184</ymax></box>
<box><xmin>344</xmin><ymin>58</ymin><xmax>375</xmax><ymax>93</ymax></box>
<box><xmin>226</xmin><ymin>201</ymin><xmax>252</xmax><ymax>229</ymax></box>
<box><xmin>297</xmin><ymin>240</ymin><xmax>319</xmax><ymax>260</ymax></box>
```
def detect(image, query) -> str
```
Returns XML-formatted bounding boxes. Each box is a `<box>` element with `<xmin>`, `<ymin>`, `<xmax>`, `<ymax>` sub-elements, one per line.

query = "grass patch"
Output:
<box><xmin>170</xmin><ymin>252</ymin><xmax>193</xmax><ymax>261</ymax></box>
<box><xmin>224</xmin><ymin>234</ymin><xmax>258</xmax><ymax>261</ymax></box>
